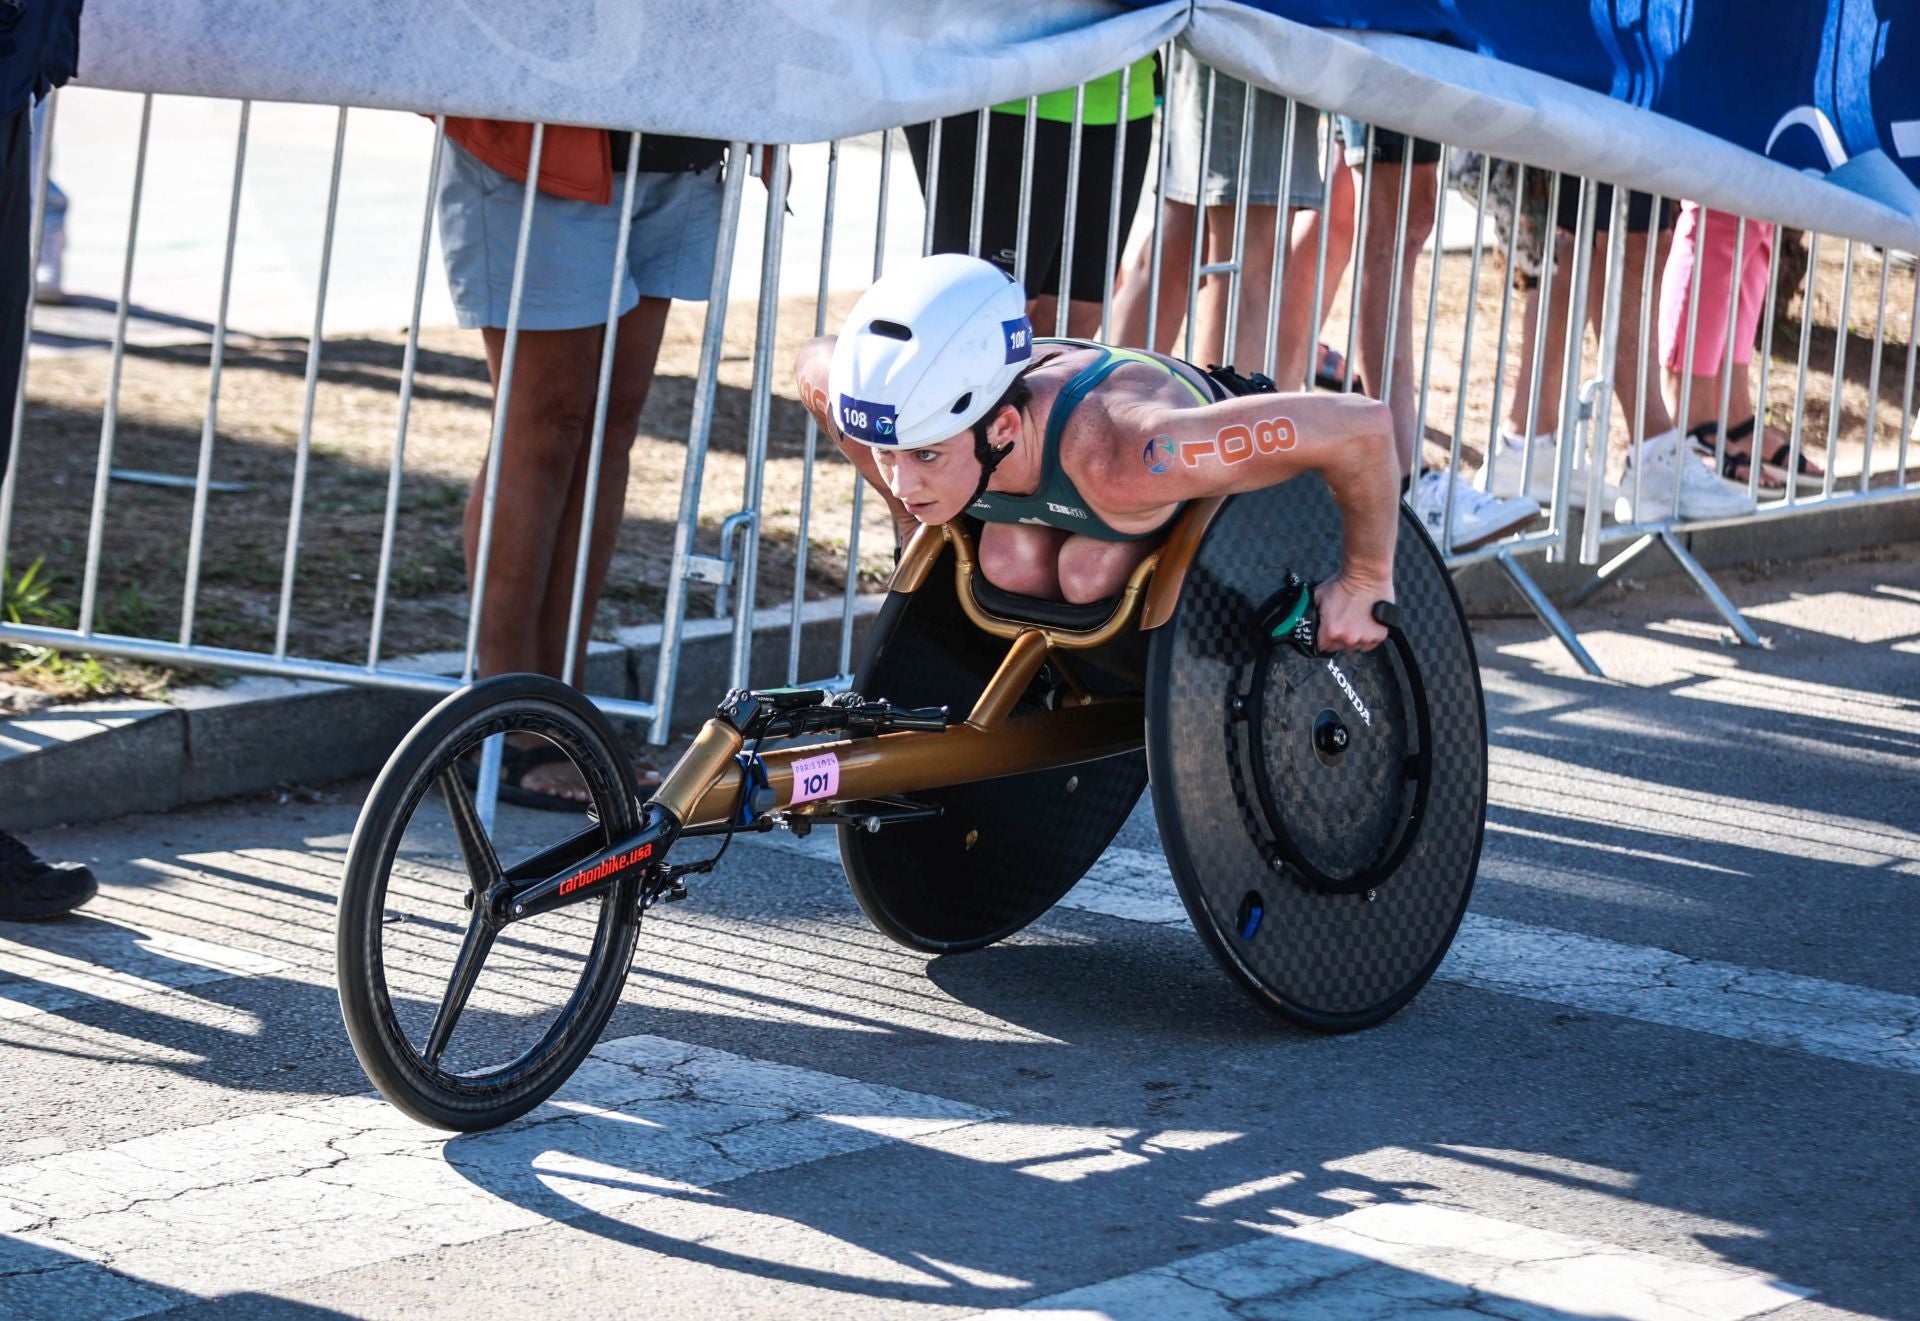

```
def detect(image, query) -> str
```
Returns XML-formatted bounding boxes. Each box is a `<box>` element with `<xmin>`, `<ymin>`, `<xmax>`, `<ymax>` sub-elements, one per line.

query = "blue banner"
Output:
<box><xmin>1174</xmin><ymin>1</ymin><xmax>1920</xmax><ymax>187</ymax></box>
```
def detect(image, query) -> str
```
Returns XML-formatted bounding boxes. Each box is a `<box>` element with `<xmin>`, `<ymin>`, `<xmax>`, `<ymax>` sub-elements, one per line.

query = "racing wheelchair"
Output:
<box><xmin>336</xmin><ymin>473</ymin><xmax>1487</xmax><ymax>1130</ymax></box>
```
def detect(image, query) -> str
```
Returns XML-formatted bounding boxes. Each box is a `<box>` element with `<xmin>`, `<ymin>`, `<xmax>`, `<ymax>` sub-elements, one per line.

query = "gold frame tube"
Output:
<box><xmin>678</xmin><ymin>698</ymin><xmax>1144</xmax><ymax>829</ymax></box>
<box><xmin>661</xmin><ymin>514</ymin><xmax>1194</xmax><ymax>832</ymax></box>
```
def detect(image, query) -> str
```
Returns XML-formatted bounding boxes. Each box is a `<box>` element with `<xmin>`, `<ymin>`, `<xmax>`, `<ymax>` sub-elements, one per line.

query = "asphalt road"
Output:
<box><xmin>1</xmin><ymin>540</ymin><xmax>1916</xmax><ymax>1321</ymax></box>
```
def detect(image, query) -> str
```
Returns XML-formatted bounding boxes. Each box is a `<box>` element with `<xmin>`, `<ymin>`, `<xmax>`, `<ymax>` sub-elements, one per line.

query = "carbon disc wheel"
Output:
<box><xmin>336</xmin><ymin>674</ymin><xmax>644</xmax><ymax>1130</ymax></box>
<box><xmin>1146</xmin><ymin>476</ymin><xmax>1487</xmax><ymax>1031</ymax></box>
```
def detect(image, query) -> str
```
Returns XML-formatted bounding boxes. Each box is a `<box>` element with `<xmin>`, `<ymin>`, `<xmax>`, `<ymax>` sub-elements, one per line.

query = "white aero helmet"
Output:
<box><xmin>828</xmin><ymin>253</ymin><xmax>1032</xmax><ymax>449</ymax></box>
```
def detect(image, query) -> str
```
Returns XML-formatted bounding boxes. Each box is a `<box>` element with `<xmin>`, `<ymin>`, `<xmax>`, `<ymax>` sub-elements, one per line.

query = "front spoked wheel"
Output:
<box><xmin>337</xmin><ymin>674</ymin><xmax>645</xmax><ymax>1131</ymax></box>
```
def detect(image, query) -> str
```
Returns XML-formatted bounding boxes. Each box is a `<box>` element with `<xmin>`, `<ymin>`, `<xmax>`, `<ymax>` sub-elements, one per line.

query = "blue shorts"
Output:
<box><xmin>435</xmin><ymin>138</ymin><xmax>725</xmax><ymax>331</ymax></box>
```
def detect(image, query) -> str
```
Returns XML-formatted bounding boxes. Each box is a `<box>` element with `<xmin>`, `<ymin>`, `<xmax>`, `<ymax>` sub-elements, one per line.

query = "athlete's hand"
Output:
<box><xmin>1315</xmin><ymin>573</ymin><xmax>1393</xmax><ymax>653</ymax></box>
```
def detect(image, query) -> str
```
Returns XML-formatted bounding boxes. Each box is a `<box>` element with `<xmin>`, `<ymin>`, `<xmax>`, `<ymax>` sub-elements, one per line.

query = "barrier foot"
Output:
<box><xmin>1563</xmin><ymin>532</ymin><xmax>1657</xmax><ymax>610</ymax></box>
<box><xmin>1656</xmin><ymin>529</ymin><xmax>1764</xmax><ymax>647</ymax></box>
<box><xmin>1496</xmin><ymin>548</ymin><xmax>1603</xmax><ymax>677</ymax></box>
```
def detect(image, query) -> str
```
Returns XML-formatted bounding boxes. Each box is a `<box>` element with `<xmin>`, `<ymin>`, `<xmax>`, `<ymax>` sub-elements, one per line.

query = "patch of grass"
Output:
<box><xmin>1</xmin><ymin>557</ymin><xmax>194</xmax><ymax>704</ymax></box>
<box><xmin>100</xmin><ymin>580</ymin><xmax>163</xmax><ymax>638</ymax></box>
<box><xmin>203</xmin><ymin>546</ymin><xmax>287</xmax><ymax>589</ymax></box>
<box><xmin>3</xmin><ymin>556</ymin><xmax>67</xmax><ymax>629</ymax></box>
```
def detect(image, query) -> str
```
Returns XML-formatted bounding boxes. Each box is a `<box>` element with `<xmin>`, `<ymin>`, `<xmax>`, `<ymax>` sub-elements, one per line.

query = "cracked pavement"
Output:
<box><xmin>0</xmin><ymin>545</ymin><xmax>1914</xmax><ymax>1319</ymax></box>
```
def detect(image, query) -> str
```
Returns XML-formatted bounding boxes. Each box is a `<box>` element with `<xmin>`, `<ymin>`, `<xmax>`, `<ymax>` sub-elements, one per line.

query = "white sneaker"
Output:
<box><xmin>1411</xmin><ymin>468</ymin><xmax>1541</xmax><ymax>551</ymax></box>
<box><xmin>1477</xmin><ymin>433</ymin><xmax>1616</xmax><ymax>511</ymax></box>
<box><xmin>1615</xmin><ymin>429</ymin><xmax>1757</xmax><ymax>523</ymax></box>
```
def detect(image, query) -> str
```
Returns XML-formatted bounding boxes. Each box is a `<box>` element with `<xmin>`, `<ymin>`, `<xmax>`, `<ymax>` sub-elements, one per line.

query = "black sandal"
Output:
<box><xmin>1688</xmin><ymin>418</ymin><xmax>1783</xmax><ymax>490</ymax></box>
<box><xmin>1757</xmin><ymin>425</ymin><xmax>1827</xmax><ymax>489</ymax></box>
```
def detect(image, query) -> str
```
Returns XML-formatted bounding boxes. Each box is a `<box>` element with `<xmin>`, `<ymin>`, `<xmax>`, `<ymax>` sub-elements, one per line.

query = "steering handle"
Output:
<box><xmin>1270</xmin><ymin>576</ymin><xmax>1399</xmax><ymax>657</ymax></box>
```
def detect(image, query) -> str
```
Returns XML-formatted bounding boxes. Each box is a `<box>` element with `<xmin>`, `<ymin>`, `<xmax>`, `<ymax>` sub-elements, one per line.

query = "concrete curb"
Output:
<box><xmin>0</xmin><ymin>595</ymin><xmax>884</xmax><ymax>834</ymax></box>
<box><xmin>4</xmin><ymin>495</ymin><xmax>1914</xmax><ymax>833</ymax></box>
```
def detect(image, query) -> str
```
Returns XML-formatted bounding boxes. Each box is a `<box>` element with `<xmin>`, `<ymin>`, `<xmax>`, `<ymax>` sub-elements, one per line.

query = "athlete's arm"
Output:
<box><xmin>795</xmin><ymin>335</ymin><xmax>918</xmax><ymax>543</ymax></box>
<box><xmin>1095</xmin><ymin>389</ymin><xmax>1401</xmax><ymax>651</ymax></box>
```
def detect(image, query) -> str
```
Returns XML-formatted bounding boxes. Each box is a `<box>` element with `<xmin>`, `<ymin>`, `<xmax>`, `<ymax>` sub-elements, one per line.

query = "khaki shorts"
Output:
<box><xmin>1163</xmin><ymin>47</ymin><xmax>1326</xmax><ymax>210</ymax></box>
<box><xmin>435</xmin><ymin>137</ymin><xmax>724</xmax><ymax>332</ymax></box>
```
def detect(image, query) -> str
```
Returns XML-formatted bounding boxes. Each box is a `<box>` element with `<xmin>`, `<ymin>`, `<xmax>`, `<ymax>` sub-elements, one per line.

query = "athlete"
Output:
<box><xmin>795</xmin><ymin>254</ymin><xmax>1401</xmax><ymax>653</ymax></box>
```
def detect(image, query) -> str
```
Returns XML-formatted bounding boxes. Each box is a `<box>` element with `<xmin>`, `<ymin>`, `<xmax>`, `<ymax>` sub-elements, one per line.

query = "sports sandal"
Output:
<box><xmin>1689</xmin><ymin>419</ymin><xmax>1784</xmax><ymax>491</ymax></box>
<box><xmin>1758</xmin><ymin>423</ymin><xmax>1826</xmax><ymax>489</ymax></box>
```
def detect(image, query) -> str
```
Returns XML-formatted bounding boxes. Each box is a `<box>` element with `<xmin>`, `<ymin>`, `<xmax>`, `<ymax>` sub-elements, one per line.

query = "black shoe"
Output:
<box><xmin>0</xmin><ymin>831</ymin><xmax>98</xmax><ymax>920</ymax></box>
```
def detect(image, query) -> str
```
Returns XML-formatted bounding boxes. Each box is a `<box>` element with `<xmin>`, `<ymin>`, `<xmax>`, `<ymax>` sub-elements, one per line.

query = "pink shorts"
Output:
<box><xmin>1659</xmin><ymin>203</ymin><xmax>1773</xmax><ymax>373</ymax></box>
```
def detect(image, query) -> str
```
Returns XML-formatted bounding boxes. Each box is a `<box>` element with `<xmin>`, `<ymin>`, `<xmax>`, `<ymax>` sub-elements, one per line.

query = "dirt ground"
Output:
<box><xmin>5</xmin><ymin>235</ymin><xmax>1914</xmax><ymax>702</ymax></box>
<box><xmin>5</xmin><ymin>288</ymin><xmax>884</xmax><ymax>677</ymax></box>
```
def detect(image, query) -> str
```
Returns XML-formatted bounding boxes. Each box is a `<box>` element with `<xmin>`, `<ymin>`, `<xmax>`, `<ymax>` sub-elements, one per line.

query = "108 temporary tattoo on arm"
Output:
<box><xmin>1142</xmin><ymin>416</ymin><xmax>1297</xmax><ymax>473</ymax></box>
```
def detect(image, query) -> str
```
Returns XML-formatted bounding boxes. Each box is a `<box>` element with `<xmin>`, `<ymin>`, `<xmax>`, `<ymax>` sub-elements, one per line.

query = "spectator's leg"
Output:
<box><xmin>465</xmin><ymin>323</ymin><xmax>604</xmax><ymax>682</ymax></box>
<box><xmin>1108</xmin><ymin>199</ymin><xmax>1194</xmax><ymax>353</ymax></box>
<box><xmin>1308</xmin><ymin>160</ymin><xmax>1356</xmax><ymax>329</ymax></box>
<box><xmin>465</xmin><ymin>319</ymin><xmax>649</xmax><ymax>804</ymax></box>
<box><xmin>530</xmin><ymin>296</ymin><xmax>672</xmax><ymax>685</ymax></box>
<box><xmin>1528</xmin><ymin>229</ymin><xmax>1574</xmax><ymax>441</ymax></box>
<box><xmin>1659</xmin><ymin>202</ymin><xmax>1729</xmax><ymax>434</ymax></box>
<box><xmin>1593</xmin><ymin>227</ymin><xmax>1677</xmax><ymax>441</ymax></box>
<box><xmin>1053</xmin><ymin>115</ymin><xmax>1152</xmax><ymax>343</ymax></box>
<box><xmin>1029</xmin><ymin>294</ymin><xmax>1104</xmax><ymax>339</ymax></box>
<box><xmin>1351</xmin><ymin>157</ymin><xmax>1437</xmax><ymax>473</ymax></box>
<box><xmin>1268</xmin><ymin>207</ymin><xmax>1322</xmax><ymax>391</ymax></box>
<box><xmin>1193</xmin><ymin>203</ymin><xmax>1278</xmax><ymax>372</ymax></box>
<box><xmin>1660</xmin><ymin>218</ymin><xmax>1804</xmax><ymax>476</ymax></box>
<box><xmin>1500</xmin><ymin>279</ymin><xmax>1546</xmax><ymax>438</ymax></box>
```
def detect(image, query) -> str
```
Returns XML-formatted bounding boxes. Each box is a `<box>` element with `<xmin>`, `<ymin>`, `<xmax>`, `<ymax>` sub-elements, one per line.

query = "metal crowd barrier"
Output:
<box><xmin>3</xmin><ymin>58</ymin><xmax>1915</xmax><ymax>743</ymax></box>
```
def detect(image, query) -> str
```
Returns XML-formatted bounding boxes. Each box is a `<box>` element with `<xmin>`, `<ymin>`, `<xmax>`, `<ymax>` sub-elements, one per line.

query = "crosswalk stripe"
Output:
<box><xmin>742</xmin><ymin>830</ymin><xmax>1920</xmax><ymax>1076</ymax></box>
<box><xmin>0</xmin><ymin>1034</ymin><xmax>992</xmax><ymax>1315</ymax></box>
<box><xmin>962</xmin><ymin>1201</ymin><xmax>1807</xmax><ymax>1320</ymax></box>
<box><xmin>0</xmin><ymin>924</ymin><xmax>290</xmax><ymax>1023</ymax></box>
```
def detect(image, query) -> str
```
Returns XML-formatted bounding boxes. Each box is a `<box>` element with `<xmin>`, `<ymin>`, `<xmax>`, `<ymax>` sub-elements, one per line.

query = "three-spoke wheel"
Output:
<box><xmin>336</xmin><ymin>674</ymin><xmax>644</xmax><ymax>1131</ymax></box>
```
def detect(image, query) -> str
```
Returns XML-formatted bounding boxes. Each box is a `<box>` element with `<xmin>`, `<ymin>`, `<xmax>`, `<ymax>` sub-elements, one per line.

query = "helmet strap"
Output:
<box><xmin>966</xmin><ymin>433</ymin><xmax>1016</xmax><ymax>509</ymax></box>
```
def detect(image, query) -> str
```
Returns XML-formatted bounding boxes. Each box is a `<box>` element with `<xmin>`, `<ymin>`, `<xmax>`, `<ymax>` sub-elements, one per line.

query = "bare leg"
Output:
<box><xmin>467</xmin><ymin>298</ymin><xmax>670</xmax><ymax>799</ymax></box>
<box><xmin>1193</xmin><ymin>204</ymin><xmax>1279</xmax><ymax>373</ymax></box>
<box><xmin>1055</xmin><ymin>534</ymin><xmax>1157</xmax><ymax>604</ymax></box>
<box><xmin>1288</xmin><ymin>160</ymin><xmax>1356</xmax><ymax>384</ymax></box>
<box><xmin>1350</xmin><ymin>160</ymin><xmax>1437</xmax><ymax>473</ymax></box>
<box><xmin>977</xmin><ymin>522</ymin><xmax>1066</xmax><ymax>598</ymax></box>
<box><xmin>1108</xmin><ymin>199</ymin><xmax>1195</xmax><ymax>354</ymax></box>
<box><xmin>1027</xmin><ymin>294</ymin><xmax>1105</xmax><ymax>340</ymax></box>
<box><xmin>1590</xmin><ymin>230</ymin><xmax>1675</xmax><ymax>441</ymax></box>
<box><xmin>1501</xmin><ymin>281</ymin><xmax>1544</xmax><ymax>438</ymax></box>
<box><xmin>1269</xmin><ymin>205</ymin><xmax>1326</xmax><ymax>392</ymax></box>
<box><xmin>1519</xmin><ymin>230</ymin><xmax>1573</xmax><ymax>439</ymax></box>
